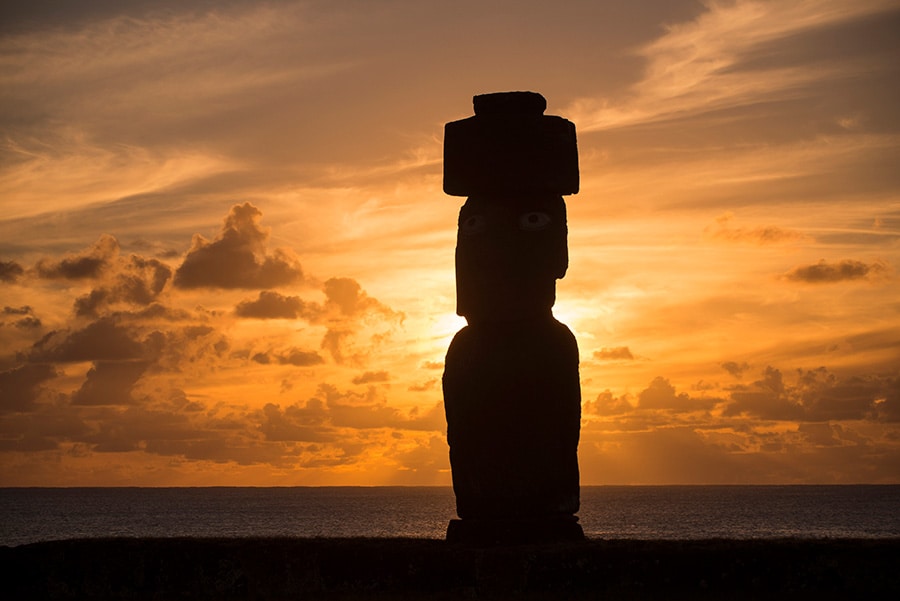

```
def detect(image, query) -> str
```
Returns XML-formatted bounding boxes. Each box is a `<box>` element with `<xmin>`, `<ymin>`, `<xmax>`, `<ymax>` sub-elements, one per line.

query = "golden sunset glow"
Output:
<box><xmin>1</xmin><ymin>0</ymin><xmax>898</xmax><ymax>486</ymax></box>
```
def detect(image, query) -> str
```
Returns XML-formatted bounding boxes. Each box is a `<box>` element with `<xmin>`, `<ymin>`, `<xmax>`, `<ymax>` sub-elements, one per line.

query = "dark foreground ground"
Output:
<box><xmin>3</xmin><ymin>537</ymin><xmax>899</xmax><ymax>600</ymax></box>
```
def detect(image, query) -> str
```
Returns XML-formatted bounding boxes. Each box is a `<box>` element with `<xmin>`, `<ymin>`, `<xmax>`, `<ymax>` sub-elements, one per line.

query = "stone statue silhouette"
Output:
<box><xmin>442</xmin><ymin>91</ymin><xmax>583</xmax><ymax>544</ymax></box>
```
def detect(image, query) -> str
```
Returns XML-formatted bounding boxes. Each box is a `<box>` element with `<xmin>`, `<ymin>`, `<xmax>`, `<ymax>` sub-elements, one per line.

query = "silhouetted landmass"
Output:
<box><xmin>3</xmin><ymin>537</ymin><xmax>899</xmax><ymax>599</ymax></box>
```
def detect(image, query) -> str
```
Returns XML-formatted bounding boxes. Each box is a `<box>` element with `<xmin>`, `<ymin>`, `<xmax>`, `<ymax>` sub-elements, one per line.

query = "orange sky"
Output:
<box><xmin>1</xmin><ymin>0</ymin><xmax>898</xmax><ymax>486</ymax></box>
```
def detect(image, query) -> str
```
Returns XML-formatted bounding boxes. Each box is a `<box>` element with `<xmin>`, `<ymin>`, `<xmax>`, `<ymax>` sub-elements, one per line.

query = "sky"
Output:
<box><xmin>1</xmin><ymin>0</ymin><xmax>898</xmax><ymax>486</ymax></box>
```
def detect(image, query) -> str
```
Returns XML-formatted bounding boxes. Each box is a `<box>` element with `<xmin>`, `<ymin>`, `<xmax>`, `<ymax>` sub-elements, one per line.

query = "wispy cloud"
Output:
<box><xmin>568</xmin><ymin>0</ymin><xmax>898</xmax><ymax>131</ymax></box>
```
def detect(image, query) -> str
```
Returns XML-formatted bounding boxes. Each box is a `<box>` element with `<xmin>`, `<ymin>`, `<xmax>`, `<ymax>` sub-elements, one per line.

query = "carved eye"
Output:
<box><xmin>459</xmin><ymin>214</ymin><xmax>486</xmax><ymax>235</ymax></box>
<box><xmin>519</xmin><ymin>211</ymin><xmax>551</xmax><ymax>231</ymax></box>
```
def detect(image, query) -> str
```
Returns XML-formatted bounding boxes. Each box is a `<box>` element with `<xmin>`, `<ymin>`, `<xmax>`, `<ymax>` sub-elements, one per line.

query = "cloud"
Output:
<box><xmin>316</xmin><ymin>384</ymin><xmax>443</xmax><ymax>432</ymax></box>
<box><xmin>594</xmin><ymin>346</ymin><xmax>635</xmax><ymax>361</ymax></box>
<box><xmin>27</xmin><ymin>318</ymin><xmax>149</xmax><ymax>363</ymax></box>
<box><xmin>251</xmin><ymin>348</ymin><xmax>325</xmax><ymax>367</ymax></box>
<box><xmin>2</xmin><ymin>306</ymin><xmax>41</xmax><ymax>330</ymax></box>
<box><xmin>235</xmin><ymin>280</ymin><xmax>403</xmax><ymax>364</ymax></box>
<box><xmin>706</xmin><ymin>213</ymin><xmax>808</xmax><ymax>244</ymax></box>
<box><xmin>323</xmin><ymin>277</ymin><xmax>401</xmax><ymax>321</ymax></box>
<box><xmin>784</xmin><ymin>259</ymin><xmax>889</xmax><ymax>283</ymax></box>
<box><xmin>235</xmin><ymin>290</ymin><xmax>319</xmax><ymax>319</ymax></box>
<box><xmin>258</xmin><ymin>400</ymin><xmax>333</xmax><ymax>443</ymax></box>
<box><xmin>0</xmin><ymin>261</ymin><xmax>24</xmax><ymax>282</ymax></box>
<box><xmin>173</xmin><ymin>203</ymin><xmax>304</xmax><ymax>289</ymax></box>
<box><xmin>35</xmin><ymin>234</ymin><xmax>119</xmax><ymax>279</ymax></box>
<box><xmin>75</xmin><ymin>255</ymin><xmax>172</xmax><ymax>317</ymax></box>
<box><xmin>0</xmin><ymin>402</ymin><xmax>88</xmax><ymax>452</ymax></box>
<box><xmin>0</xmin><ymin>363</ymin><xmax>57</xmax><ymax>413</ymax></box>
<box><xmin>352</xmin><ymin>371</ymin><xmax>390</xmax><ymax>385</ymax></box>
<box><xmin>408</xmin><ymin>379</ymin><xmax>437</xmax><ymax>392</ymax></box>
<box><xmin>721</xmin><ymin>361</ymin><xmax>751</xmax><ymax>379</ymax></box>
<box><xmin>584</xmin><ymin>390</ymin><xmax>634</xmax><ymax>416</ymax></box>
<box><xmin>638</xmin><ymin>377</ymin><xmax>718</xmax><ymax>412</ymax></box>
<box><xmin>71</xmin><ymin>360</ymin><xmax>151</xmax><ymax>406</ymax></box>
<box><xmin>568</xmin><ymin>0</ymin><xmax>898</xmax><ymax>131</ymax></box>
<box><xmin>724</xmin><ymin>366</ymin><xmax>898</xmax><ymax>422</ymax></box>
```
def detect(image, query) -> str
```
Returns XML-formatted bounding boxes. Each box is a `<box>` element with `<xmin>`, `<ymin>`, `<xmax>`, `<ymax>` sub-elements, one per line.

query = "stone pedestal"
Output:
<box><xmin>446</xmin><ymin>516</ymin><xmax>585</xmax><ymax>546</ymax></box>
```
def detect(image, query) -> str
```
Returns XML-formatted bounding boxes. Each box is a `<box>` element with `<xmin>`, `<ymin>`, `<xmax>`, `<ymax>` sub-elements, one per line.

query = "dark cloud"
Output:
<box><xmin>321</xmin><ymin>328</ymin><xmax>352</xmax><ymax>365</ymax></box>
<box><xmin>594</xmin><ymin>346</ymin><xmax>634</xmax><ymax>361</ymax></box>
<box><xmin>317</xmin><ymin>279</ymin><xmax>404</xmax><ymax>364</ymax></box>
<box><xmin>408</xmin><ymin>378</ymin><xmax>437</xmax><ymax>392</ymax></box>
<box><xmin>144</xmin><ymin>437</ymin><xmax>290</xmax><ymax>466</ymax></box>
<box><xmin>250</xmin><ymin>348</ymin><xmax>324</xmax><ymax>367</ymax></box>
<box><xmin>258</xmin><ymin>400</ymin><xmax>333</xmax><ymax>442</ymax></box>
<box><xmin>2</xmin><ymin>306</ymin><xmax>41</xmax><ymax>329</ymax></box>
<box><xmin>721</xmin><ymin>361</ymin><xmax>750</xmax><ymax>378</ymax></box>
<box><xmin>0</xmin><ymin>260</ymin><xmax>24</xmax><ymax>282</ymax></box>
<box><xmin>35</xmin><ymin>234</ymin><xmax>119</xmax><ymax>279</ymax></box>
<box><xmin>724</xmin><ymin>366</ymin><xmax>898</xmax><ymax>422</ymax></box>
<box><xmin>278</xmin><ymin>348</ymin><xmax>324</xmax><ymax>367</ymax></box>
<box><xmin>235</xmin><ymin>280</ymin><xmax>402</xmax><ymax>364</ymax></box>
<box><xmin>87</xmin><ymin>405</ymin><xmax>203</xmax><ymax>454</ymax></box>
<box><xmin>308</xmin><ymin>384</ymin><xmax>442</xmax><ymax>431</ymax></box>
<box><xmin>352</xmin><ymin>371</ymin><xmax>389</xmax><ymax>385</ymax></box>
<box><xmin>0</xmin><ymin>363</ymin><xmax>57</xmax><ymax>413</ymax></box>
<box><xmin>71</xmin><ymin>360</ymin><xmax>150</xmax><ymax>406</ymax></box>
<box><xmin>323</xmin><ymin>277</ymin><xmax>400</xmax><ymax>321</ymax></box>
<box><xmin>584</xmin><ymin>390</ymin><xmax>633</xmax><ymax>415</ymax></box>
<box><xmin>784</xmin><ymin>259</ymin><xmax>889</xmax><ymax>283</ymax></box>
<box><xmin>234</xmin><ymin>290</ymin><xmax>319</xmax><ymax>320</ymax></box>
<box><xmin>173</xmin><ymin>203</ymin><xmax>304</xmax><ymax>289</ymax></box>
<box><xmin>724</xmin><ymin>367</ymin><xmax>803</xmax><ymax>420</ymax></box>
<box><xmin>638</xmin><ymin>377</ymin><xmax>718</xmax><ymax>412</ymax></box>
<box><xmin>74</xmin><ymin>255</ymin><xmax>172</xmax><ymax>317</ymax></box>
<box><xmin>27</xmin><ymin>318</ymin><xmax>148</xmax><ymax>363</ymax></box>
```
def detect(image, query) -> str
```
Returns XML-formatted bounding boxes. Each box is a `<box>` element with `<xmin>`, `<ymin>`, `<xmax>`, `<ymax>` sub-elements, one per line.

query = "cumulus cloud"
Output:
<box><xmin>258</xmin><ymin>400</ymin><xmax>333</xmax><ymax>443</ymax></box>
<box><xmin>638</xmin><ymin>377</ymin><xmax>718</xmax><ymax>412</ymax></box>
<box><xmin>27</xmin><ymin>318</ymin><xmax>149</xmax><ymax>363</ymax></box>
<box><xmin>584</xmin><ymin>390</ymin><xmax>633</xmax><ymax>416</ymax></box>
<box><xmin>784</xmin><ymin>259</ymin><xmax>889</xmax><ymax>283</ymax></box>
<box><xmin>75</xmin><ymin>255</ymin><xmax>172</xmax><ymax>317</ymax></box>
<box><xmin>724</xmin><ymin>366</ymin><xmax>898</xmax><ymax>422</ymax></box>
<box><xmin>0</xmin><ymin>261</ymin><xmax>24</xmax><ymax>282</ymax></box>
<box><xmin>236</xmin><ymin>277</ymin><xmax>404</xmax><ymax>365</ymax></box>
<box><xmin>0</xmin><ymin>363</ymin><xmax>57</xmax><ymax>413</ymax></box>
<box><xmin>71</xmin><ymin>360</ymin><xmax>151</xmax><ymax>406</ymax></box>
<box><xmin>315</xmin><ymin>384</ymin><xmax>443</xmax><ymax>431</ymax></box>
<box><xmin>235</xmin><ymin>290</ymin><xmax>319</xmax><ymax>319</ymax></box>
<box><xmin>35</xmin><ymin>234</ymin><xmax>119</xmax><ymax>279</ymax></box>
<box><xmin>594</xmin><ymin>346</ymin><xmax>635</xmax><ymax>361</ymax></box>
<box><xmin>2</xmin><ymin>306</ymin><xmax>41</xmax><ymax>330</ymax></box>
<box><xmin>323</xmin><ymin>278</ymin><xmax>398</xmax><ymax>320</ymax></box>
<box><xmin>174</xmin><ymin>203</ymin><xmax>304</xmax><ymax>289</ymax></box>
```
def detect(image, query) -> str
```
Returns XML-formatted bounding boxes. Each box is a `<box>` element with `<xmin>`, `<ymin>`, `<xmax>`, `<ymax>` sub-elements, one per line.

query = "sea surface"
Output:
<box><xmin>2</xmin><ymin>485</ymin><xmax>898</xmax><ymax>547</ymax></box>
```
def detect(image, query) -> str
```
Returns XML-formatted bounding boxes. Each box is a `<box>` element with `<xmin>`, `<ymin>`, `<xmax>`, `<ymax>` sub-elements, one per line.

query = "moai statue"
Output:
<box><xmin>442</xmin><ymin>91</ymin><xmax>584</xmax><ymax>544</ymax></box>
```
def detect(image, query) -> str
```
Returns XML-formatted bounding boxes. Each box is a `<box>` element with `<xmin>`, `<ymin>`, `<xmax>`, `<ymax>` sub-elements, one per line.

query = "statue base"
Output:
<box><xmin>446</xmin><ymin>516</ymin><xmax>585</xmax><ymax>546</ymax></box>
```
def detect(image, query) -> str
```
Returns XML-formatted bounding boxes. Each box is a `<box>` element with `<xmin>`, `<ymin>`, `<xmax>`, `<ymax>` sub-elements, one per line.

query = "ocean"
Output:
<box><xmin>2</xmin><ymin>485</ymin><xmax>898</xmax><ymax>547</ymax></box>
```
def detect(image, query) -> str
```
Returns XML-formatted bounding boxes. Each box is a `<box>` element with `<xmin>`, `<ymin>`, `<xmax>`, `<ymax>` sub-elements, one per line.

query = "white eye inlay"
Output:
<box><xmin>459</xmin><ymin>214</ymin><xmax>486</xmax><ymax>235</ymax></box>
<box><xmin>519</xmin><ymin>211</ymin><xmax>551</xmax><ymax>231</ymax></box>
